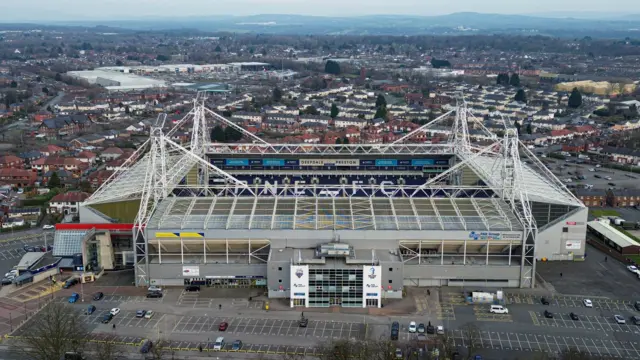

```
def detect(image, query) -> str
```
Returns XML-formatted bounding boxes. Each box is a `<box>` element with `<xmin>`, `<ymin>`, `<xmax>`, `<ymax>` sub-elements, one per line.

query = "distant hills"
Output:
<box><xmin>5</xmin><ymin>12</ymin><xmax>640</xmax><ymax>38</ymax></box>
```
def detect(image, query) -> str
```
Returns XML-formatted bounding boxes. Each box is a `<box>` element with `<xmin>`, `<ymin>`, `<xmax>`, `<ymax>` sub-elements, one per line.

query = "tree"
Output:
<box><xmin>16</xmin><ymin>303</ymin><xmax>90</xmax><ymax>360</ymax></box>
<box><xmin>459</xmin><ymin>322</ymin><xmax>481</xmax><ymax>359</ymax></box>
<box><xmin>325</xmin><ymin>60</ymin><xmax>341</xmax><ymax>75</ymax></box>
<box><xmin>55</xmin><ymin>73</ymin><xmax>62</xmax><ymax>81</ymax></box>
<box><xmin>335</xmin><ymin>138</ymin><xmax>342</xmax><ymax>144</ymax></box>
<box><xmin>210</xmin><ymin>125</ymin><xmax>226</xmax><ymax>142</ymax></box>
<box><xmin>273</xmin><ymin>87</ymin><xmax>283</xmax><ymax>102</ymax></box>
<box><xmin>4</xmin><ymin>90</ymin><xmax>17</xmax><ymax>107</ymax></box>
<box><xmin>48</xmin><ymin>172</ymin><xmax>61</xmax><ymax>189</ymax></box>
<box><xmin>330</xmin><ymin>103</ymin><xmax>339</xmax><ymax>118</ymax></box>
<box><xmin>375</xmin><ymin>94</ymin><xmax>387</xmax><ymax>108</ymax></box>
<box><xmin>115</xmin><ymin>59</ymin><xmax>123</xmax><ymax>66</ymax></box>
<box><xmin>92</xmin><ymin>341</ymin><xmax>124</xmax><ymax>360</ymax></box>
<box><xmin>10</xmin><ymin>80</ymin><xmax>17</xmax><ymax>88</ymax></box>
<box><xmin>514</xmin><ymin>120</ymin><xmax>521</xmax><ymax>134</ymax></box>
<box><xmin>224</xmin><ymin>126</ymin><xmax>242</xmax><ymax>142</ymax></box>
<box><xmin>125</xmin><ymin>106</ymin><xmax>130</xmax><ymax>115</ymax></box>
<box><xmin>304</xmin><ymin>106</ymin><xmax>320</xmax><ymax>115</ymax></box>
<box><xmin>568</xmin><ymin>87</ymin><xmax>583</xmax><ymax>108</ymax></box>
<box><xmin>430</xmin><ymin>58</ymin><xmax>451</xmax><ymax>68</ymax></box>
<box><xmin>156</xmin><ymin>54</ymin><xmax>169</xmax><ymax>61</ymax></box>
<box><xmin>42</xmin><ymin>87</ymin><xmax>49</xmax><ymax>94</ymax></box>
<box><xmin>514</xmin><ymin>89</ymin><xmax>527</xmax><ymax>103</ymax></box>
<box><xmin>374</xmin><ymin>107</ymin><xmax>388</xmax><ymax>120</ymax></box>
<box><xmin>526</xmin><ymin>123</ymin><xmax>532</xmax><ymax>134</ymax></box>
<box><xmin>496</xmin><ymin>73</ymin><xmax>510</xmax><ymax>85</ymax></box>
<box><xmin>509</xmin><ymin>73</ymin><xmax>521</xmax><ymax>87</ymax></box>
<box><xmin>215</xmin><ymin>45</ymin><xmax>221</xmax><ymax>52</ymax></box>
<box><xmin>79</xmin><ymin>180</ymin><xmax>92</xmax><ymax>193</ymax></box>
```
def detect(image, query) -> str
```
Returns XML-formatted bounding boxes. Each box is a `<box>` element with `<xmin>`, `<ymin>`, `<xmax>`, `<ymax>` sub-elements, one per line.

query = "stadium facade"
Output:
<box><xmin>62</xmin><ymin>94</ymin><xmax>587</xmax><ymax>309</ymax></box>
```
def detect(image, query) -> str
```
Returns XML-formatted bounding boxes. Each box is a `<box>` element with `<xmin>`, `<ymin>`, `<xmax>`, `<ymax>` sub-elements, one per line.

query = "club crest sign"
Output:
<box><xmin>295</xmin><ymin>268</ymin><xmax>304</xmax><ymax>279</ymax></box>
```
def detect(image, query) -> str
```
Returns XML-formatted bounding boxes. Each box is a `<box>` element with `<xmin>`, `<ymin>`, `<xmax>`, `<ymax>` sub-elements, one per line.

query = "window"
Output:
<box><xmin>389</xmin><ymin>268</ymin><xmax>393</xmax><ymax>272</ymax></box>
<box><xmin>562</xmin><ymin>227</ymin><xmax>568</xmax><ymax>233</ymax></box>
<box><xmin>278</xmin><ymin>279</ymin><xmax>282</xmax><ymax>283</ymax></box>
<box><xmin>388</xmin><ymin>280</ymin><xmax>393</xmax><ymax>284</ymax></box>
<box><xmin>278</xmin><ymin>267</ymin><xmax>282</xmax><ymax>271</ymax></box>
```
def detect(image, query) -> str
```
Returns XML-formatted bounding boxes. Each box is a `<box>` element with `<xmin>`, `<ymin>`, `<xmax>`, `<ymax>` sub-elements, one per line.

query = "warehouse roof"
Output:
<box><xmin>587</xmin><ymin>220</ymin><xmax>640</xmax><ymax>248</ymax></box>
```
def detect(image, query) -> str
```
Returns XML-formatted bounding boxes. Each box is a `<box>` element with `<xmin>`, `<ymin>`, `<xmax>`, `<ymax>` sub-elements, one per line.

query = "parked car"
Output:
<box><xmin>426</xmin><ymin>323</ymin><xmax>435</xmax><ymax>334</ymax></box>
<box><xmin>148</xmin><ymin>286</ymin><xmax>162</xmax><ymax>292</ymax></box>
<box><xmin>583</xmin><ymin>299</ymin><xmax>593</xmax><ymax>308</ymax></box>
<box><xmin>1</xmin><ymin>278</ymin><xmax>12</xmax><ymax>285</ymax></box>
<box><xmin>544</xmin><ymin>310</ymin><xmax>553</xmax><ymax>318</ymax></box>
<box><xmin>93</xmin><ymin>292</ymin><xmax>104</xmax><ymax>301</ymax></box>
<box><xmin>185</xmin><ymin>285</ymin><xmax>200</xmax><ymax>292</ymax></box>
<box><xmin>136</xmin><ymin>310</ymin><xmax>147</xmax><ymax>318</ymax></box>
<box><xmin>417</xmin><ymin>323</ymin><xmax>425</xmax><ymax>333</ymax></box>
<box><xmin>110</xmin><ymin>308</ymin><xmax>121</xmax><ymax>316</ymax></box>
<box><xmin>42</xmin><ymin>225</ymin><xmax>55</xmax><ymax>230</ymax></box>
<box><xmin>231</xmin><ymin>340</ymin><xmax>243</xmax><ymax>351</ymax></box>
<box><xmin>213</xmin><ymin>337</ymin><xmax>224</xmax><ymax>351</ymax></box>
<box><xmin>569</xmin><ymin>312</ymin><xmax>579</xmax><ymax>321</ymax></box>
<box><xmin>102</xmin><ymin>313</ymin><xmax>114</xmax><ymax>324</ymax></box>
<box><xmin>144</xmin><ymin>310</ymin><xmax>155</xmax><ymax>319</ymax></box>
<box><xmin>541</xmin><ymin>297</ymin><xmax>550</xmax><ymax>305</ymax></box>
<box><xmin>63</xmin><ymin>278</ymin><xmax>78</xmax><ymax>289</ymax></box>
<box><xmin>408</xmin><ymin>321</ymin><xmax>417</xmax><ymax>333</ymax></box>
<box><xmin>146</xmin><ymin>292</ymin><xmax>162</xmax><ymax>298</ymax></box>
<box><xmin>218</xmin><ymin>322</ymin><xmax>228</xmax><ymax>331</ymax></box>
<box><xmin>635</xmin><ymin>301</ymin><xmax>640</xmax><ymax>311</ymax></box>
<box><xmin>69</xmin><ymin>293</ymin><xmax>80</xmax><ymax>303</ymax></box>
<box><xmin>140</xmin><ymin>339</ymin><xmax>153</xmax><ymax>354</ymax></box>
<box><xmin>395</xmin><ymin>348</ymin><xmax>403</xmax><ymax>359</ymax></box>
<box><xmin>628</xmin><ymin>265</ymin><xmax>639</xmax><ymax>274</ymax></box>
<box><xmin>631</xmin><ymin>316</ymin><xmax>640</xmax><ymax>325</ymax></box>
<box><xmin>614</xmin><ymin>315</ymin><xmax>626</xmax><ymax>324</ymax></box>
<box><xmin>86</xmin><ymin>305</ymin><xmax>96</xmax><ymax>315</ymax></box>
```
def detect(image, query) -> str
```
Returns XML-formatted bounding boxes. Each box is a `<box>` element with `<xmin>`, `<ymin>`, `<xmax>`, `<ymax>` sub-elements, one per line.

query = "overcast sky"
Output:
<box><xmin>2</xmin><ymin>0</ymin><xmax>631</xmax><ymax>21</ymax></box>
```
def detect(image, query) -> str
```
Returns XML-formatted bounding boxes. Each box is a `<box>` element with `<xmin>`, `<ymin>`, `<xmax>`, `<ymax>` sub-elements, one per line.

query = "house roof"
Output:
<box><xmin>51</xmin><ymin>191</ymin><xmax>90</xmax><ymax>203</ymax></box>
<box><xmin>0</xmin><ymin>155</ymin><xmax>22</xmax><ymax>164</ymax></box>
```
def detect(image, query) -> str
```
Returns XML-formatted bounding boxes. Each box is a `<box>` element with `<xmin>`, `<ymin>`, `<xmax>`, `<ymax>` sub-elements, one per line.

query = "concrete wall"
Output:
<box><xmin>403</xmin><ymin>264</ymin><xmax>525</xmax><ymax>288</ymax></box>
<box><xmin>380</xmin><ymin>260</ymin><xmax>404</xmax><ymax>293</ymax></box>
<box><xmin>148</xmin><ymin>263</ymin><xmax>267</xmax><ymax>282</ymax></box>
<box><xmin>267</xmin><ymin>259</ymin><xmax>291</xmax><ymax>298</ymax></box>
<box><xmin>536</xmin><ymin>207</ymin><xmax>588</xmax><ymax>260</ymax></box>
<box><xmin>97</xmin><ymin>233</ymin><xmax>115</xmax><ymax>270</ymax></box>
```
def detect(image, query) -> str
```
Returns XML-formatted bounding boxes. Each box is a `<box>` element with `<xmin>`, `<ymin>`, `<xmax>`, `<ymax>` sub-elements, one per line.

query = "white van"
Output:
<box><xmin>490</xmin><ymin>305</ymin><xmax>509</xmax><ymax>314</ymax></box>
<box><xmin>213</xmin><ymin>337</ymin><xmax>225</xmax><ymax>351</ymax></box>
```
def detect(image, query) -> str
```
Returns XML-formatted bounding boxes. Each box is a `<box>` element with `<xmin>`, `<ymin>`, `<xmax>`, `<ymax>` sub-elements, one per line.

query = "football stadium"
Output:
<box><xmin>55</xmin><ymin>95</ymin><xmax>587</xmax><ymax>309</ymax></box>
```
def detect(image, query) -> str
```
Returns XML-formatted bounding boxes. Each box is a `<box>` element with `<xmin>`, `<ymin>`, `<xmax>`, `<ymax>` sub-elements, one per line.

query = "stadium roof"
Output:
<box><xmin>146</xmin><ymin>196</ymin><xmax>522</xmax><ymax>232</ymax></box>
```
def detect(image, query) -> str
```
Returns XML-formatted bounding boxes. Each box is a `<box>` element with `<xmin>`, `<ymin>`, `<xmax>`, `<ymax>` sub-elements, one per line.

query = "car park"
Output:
<box><xmin>298</xmin><ymin>316</ymin><xmax>308</xmax><ymax>328</ymax></box>
<box><xmin>408</xmin><ymin>321</ymin><xmax>417</xmax><ymax>333</ymax></box>
<box><xmin>614</xmin><ymin>315</ymin><xmax>626</xmax><ymax>324</ymax></box>
<box><xmin>569</xmin><ymin>312</ymin><xmax>579</xmax><ymax>321</ymax></box>
<box><xmin>102</xmin><ymin>314</ymin><xmax>114</xmax><ymax>324</ymax></box>
<box><xmin>632</xmin><ymin>316</ymin><xmax>640</xmax><ymax>325</ymax></box>
<box><xmin>144</xmin><ymin>310</ymin><xmax>155</xmax><ymax>319</ymax></box>
<box><xmin>231</xmin><ymin>340</ymin><xmax>243</xmax><ymax>351</ymax></box>
<box><xmin>608</xmin><ymin>182</ymin><xmax>616</xmax><ymax>187</ymax></box>
<box><xmin>86</xmin><ymin>305</ymin><xmax>96</xmax><ymax>315</ymax></box>
<box><xmin>417</xmin><ymin>323</ymin><xmax>425</xmax><ymax>333</ymax></box>
<box><xmin>110</xmin><ymin>308</ymin><xmax>121</xmax><ymax>316</ymax></box>
<box><xmin>136</xmin><ymin>310</ymin><xmax>147</xmax><ymax>318</ymax></box>
<box><xmin>93</xmin><ymin>292</ymin><xmax>104</xmax><ymax>301</ymax></box>
<box><xmin>213</xmin><ymin>337</ymin><xmax>225</xmax><ymax>351</ymax></box>
<box><xmin>541</xmin><ymin>297</ymin><xmax>550</xmax><ymax>305</ymax></box>
<box><xmin>583</xmin><ymin>299</ymin><xmax>593</xmax><ymax>308</ymax></box>
<box><xmin>218</xmin><ymin>322</ymin><xmax>228</xmax><ymax>331</ymax></box>
<box><xmin>544</xmin><ymin>310</ymin><xmax>553</xmax><ymax>318</ymax></box>
<box><xmin>390</xmin><ymin>321</ymin><xmax>399</xmax><ymax>340</ymax></box>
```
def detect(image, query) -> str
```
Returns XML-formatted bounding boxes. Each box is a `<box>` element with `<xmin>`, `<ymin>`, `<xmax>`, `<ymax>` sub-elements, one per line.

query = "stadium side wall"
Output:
<box><xmin>535</xmin><ymin>207</ymin><xmax>588</xmax><ymax>261</ymax></box>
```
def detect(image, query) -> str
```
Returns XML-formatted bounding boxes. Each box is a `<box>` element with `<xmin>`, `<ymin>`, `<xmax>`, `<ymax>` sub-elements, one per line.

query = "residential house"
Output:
<box><xmin>601</xmin><ymin>146</ymin><xmax>640</xmax><ymax>165</ymax></box>
<box><xmin>100</xmin><ymin>147</ymin><xmax>125</xmax><ymax>161</ymax></box>
<box><xmin>39</xmin><ymin>144</ymin><xmax>65</xmax><ymax>157</ymax></box>
<box><xmin>0</xmin><ymin>168</ymin><xmax>37</xmax><ymax>187</ymax></box>
<box><xmin>88</xmin><ymin>170</ymin><xmax>113</xmax><ymax>189</ymax></box>
<box><xmin>75</xmin><ymin>151</ymin><xmax>97</xmax><ymax>164</ymax></box>
<box><xmin>232</xmin><ymin>111</ymin><xmax>263</xmax><ymax>123</ymax></box>
<box><xmin>299</xmin><ymin>114</ymin><xmax>331</xmax><ymax>125</ymax></box>
<box><xmin>0</xmin><ymin>155</ymin><xmax>24</xmax><ymax>169</ymax></box>
<box><xmin>265</xmin><ymin>114</ymin><xmax>297</xmax><ymax>124</ymax></box>
<box><xmin>42</xmin><ymin>169</ymin><xmax>75</xmax><ymax>188</ymax></box>
<box><xmin>334</xmin><ymin>117</ymin><xmax>368</xmax><ymax>129</ymax></box>
<box><xmin>37</xmin><ymin>115</ymin><xmax>90</xmax><ymax>138</ymax></box>
<box><xmin>49</xmin><ymin>191</ymin><xmax>90</xmax><ymax>215</ymax></box>
<box><xmin>574</xmin><ymin>188</ymin><xmax>607</xmax><ymax>207</ymax></box>
<box><xmin>607</xmin><ymin>189</ymin><xmax>640</xmax><ymax>207</ymax></box>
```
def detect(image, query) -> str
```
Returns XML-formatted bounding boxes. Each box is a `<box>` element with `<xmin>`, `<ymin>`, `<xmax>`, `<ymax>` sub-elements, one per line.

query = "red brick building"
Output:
<box><xmin>0</xmin><ymin>168</ymin><xmax>37</xmax><ymax>187</ymax></box>
<box><xmin>0</xmin><ymin>155</ymin><xmax>24</xmax><ymax>169</ymax></box>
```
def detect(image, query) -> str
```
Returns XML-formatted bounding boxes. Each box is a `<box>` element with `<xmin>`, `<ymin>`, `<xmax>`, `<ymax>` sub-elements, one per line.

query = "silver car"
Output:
<box><xmin>614</xmin><ymin>315</ymin><xmax>626</xmax><ymax>324</ymax></box>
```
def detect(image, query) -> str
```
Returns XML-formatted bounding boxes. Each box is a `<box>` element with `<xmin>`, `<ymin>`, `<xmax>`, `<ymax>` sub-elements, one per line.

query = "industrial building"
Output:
<box><xmin>67</xmin><ymin>70</ymin><xmax>167</xmax><ymax>92</ymax></box>
<box><xmin>55</xmin><ymin>94</ymin><xmax>587</xmax><ymax>309</ymax></box>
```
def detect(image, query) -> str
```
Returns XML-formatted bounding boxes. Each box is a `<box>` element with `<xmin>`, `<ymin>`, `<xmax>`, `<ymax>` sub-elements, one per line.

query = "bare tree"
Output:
<box><xmin>314</xmin><ymin>338</ymin><xmax>399</xmax><ymax>360</ymax></box>
<box><xmin>459</xmin><ymin>322</ymin><xmax>481</xmax><ymax>359</ymax></box>
<box><xmin>435</xmin><ymin>332</ymin><xmax>457</xmax><ymax>359</ymax></box>
<box><xmin>16</xmin><ymin>303</ymin><xmax>90</xmax><ymax>360</ymax></box>
<box><xmin>144</xmin><ymin>340</ymin><xmax>174</xmax><ymax>360</ymax></box>
<box><xmin>92</xmin><ymin>341</ymin><xmax>124</xmax><ymax>360</ymax></box>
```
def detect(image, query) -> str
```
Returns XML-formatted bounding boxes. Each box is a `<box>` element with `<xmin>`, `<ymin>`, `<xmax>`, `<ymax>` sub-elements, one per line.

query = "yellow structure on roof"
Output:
<box><xmin>555</xmin><ymin>80</ymin><xmax>636</xmax><ymax>96</ymax></box>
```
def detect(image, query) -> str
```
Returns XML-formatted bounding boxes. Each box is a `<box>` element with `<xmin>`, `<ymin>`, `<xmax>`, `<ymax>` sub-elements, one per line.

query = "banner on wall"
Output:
<box><xmin>565</xmin><ymin>240</ymin><xmax>582</xmax><ymax>250</ymax></box>
<box><xmin>182</xmin><ymin>266</ymin><xmax>200</xmax><ymax>277</ymax></box>
<box><xmin>290</xmin><ymin>265</ymin><xmax>309</xmax><ymax>299</ymax></box>
<box><xmin>362</xmin><ymin>265</ymin><xmax>382</xmax><ymax>308</ymax></box>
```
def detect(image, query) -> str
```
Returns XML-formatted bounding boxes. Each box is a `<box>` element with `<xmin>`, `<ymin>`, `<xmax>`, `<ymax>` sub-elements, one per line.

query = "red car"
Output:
<box><xmin>218</xmin><ymin>322</ymin><xmax>228</xmax><ymax>331</ymax></box>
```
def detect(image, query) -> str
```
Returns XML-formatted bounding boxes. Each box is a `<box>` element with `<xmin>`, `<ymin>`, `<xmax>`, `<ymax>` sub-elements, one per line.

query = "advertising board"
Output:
<box><xmin>362</xmin><ymin>266</ymin><xmax>381</xmax><ymax>308</ymax></box>
<box><xmin>182</xmin><ymin>266</ymin><xmax>200</xmax><ymax>277</ymax></box>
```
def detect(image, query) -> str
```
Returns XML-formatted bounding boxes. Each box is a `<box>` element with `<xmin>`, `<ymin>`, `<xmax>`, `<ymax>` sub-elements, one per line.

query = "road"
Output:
<box><xmin>42</xmin><ymin>91</ymin><xmax>65</xmax><ymax>111</ymax></box>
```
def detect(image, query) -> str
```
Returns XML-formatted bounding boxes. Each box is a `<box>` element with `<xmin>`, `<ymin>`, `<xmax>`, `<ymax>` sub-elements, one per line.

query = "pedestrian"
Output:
<box><xmin>218</xmin><ymin>304</ymin><xmax>222</xmax><ymax>310</ymax></box>
<box><xmin>560</xmin><ymin>272</ymin><xmax>563</xmax><ymax>277</ymax></box>
<box><xmin>112</xmin><ymin>323</ymin><xmax>116</xmax><ymax>330</ymax></box>
<box><xmin>427</xmin><ymin>289</ymin><xmax>431</xmax><ymax>296</ymax></box>
<box><xmin>605</xmin><ymin>256</ymin><xmax>608</xmax><ymax>262</ymax></box>
<box><xmin>198</xmin><ymin>345</ymin><xmax>202</xmax><ymax>352</ymax></box>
